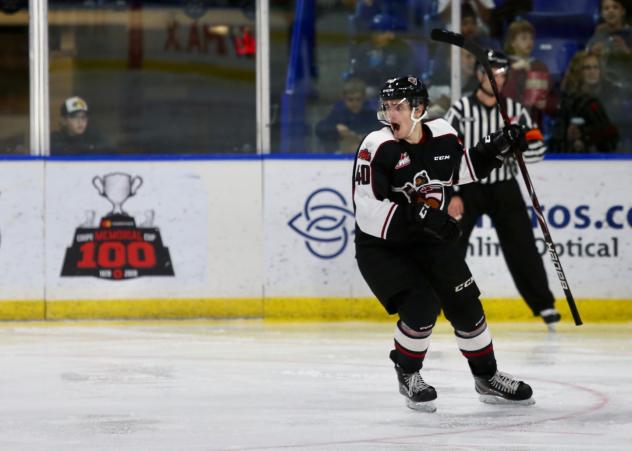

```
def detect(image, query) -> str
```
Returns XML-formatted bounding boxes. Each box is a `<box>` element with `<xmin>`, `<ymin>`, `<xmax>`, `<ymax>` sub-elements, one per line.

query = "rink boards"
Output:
<box><xmin>0</xmin><ymin>157</ymin><xmax>630</xmax><ymax>321</ymax></box>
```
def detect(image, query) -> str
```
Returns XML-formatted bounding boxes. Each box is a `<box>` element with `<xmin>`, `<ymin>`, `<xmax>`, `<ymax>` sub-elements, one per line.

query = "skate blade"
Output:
<box><xmin>478</xmin><ymin>394</ymin><xmax>535</xmax><ymax>406</ymax></box>
<box><xmin>547</xmin><ymin>323</ymin><xmax>557</xmax><ymax>333</ymax></box>
<box><xmin>406</xmin><ymin>399</ymin><xmax>437</xmax><ymax>412</ymax></box>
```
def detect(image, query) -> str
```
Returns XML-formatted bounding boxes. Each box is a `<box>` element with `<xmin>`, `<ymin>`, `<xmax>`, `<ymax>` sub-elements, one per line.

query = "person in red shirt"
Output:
<box><xmin>502</xmin><ymin>20</ymin><xmax>557</xmax><ymax>129</ymax></box>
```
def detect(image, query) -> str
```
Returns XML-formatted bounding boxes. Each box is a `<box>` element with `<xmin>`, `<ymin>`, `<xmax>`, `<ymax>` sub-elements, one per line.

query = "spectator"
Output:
<box><xmin>437</xmin><ymin>0</ymin><xmax>496</xmax><ymax>32</ymax></box>
<box><xmin>348</xmin><ymin>13</ymin><xmax>416</xmax><ymax>97</ymax></box>
<box><xmin>426</xmin><ymin>48</ymin><xmax>478</xmax><ymax>119</ymax></box>
<box><xmin>51</xmin><ymin>96</ymin><xmax>110</xmax><ymax>155</ymax></box>
<box><xmin>549</xmin><ymin>50</ymin><xmax>619</xmax><ymax>153</ymax></box>
<box><xmin>430</xmin><ymin>2</ymin><xmax>498</xmax><ymax>87</ymax></box>
<box><xmin>445</xmin><ymin>50</ymin><xmax>562</xmax><ymax>329</ymax></box>
<box><xmin>427</xmin><ymin>2</ymin><xmax>498</xmax><ymax>119</ymax></box>
<box><xmin>587</xmin><ymin>0</ymin><xmax>632</xmax><ymax>87</ymax></box>
<box><xmin>488</xmin><ymin>0</ymin><xmax>533</xmax><ymax>40</ymax></box>
<box><xmin>315</xmin><ymin>78</ymin><xmax>377</xmax><ymax>153</ymax></box>
<box><xmin>586</xmin><ymin>0</ymin><xmax>632</xmax><ymax>149</ymax></box>
<box><xmin>502</xmin><ymin>19</ymin><xmax>557</xmax><ymax>129</ymax></box>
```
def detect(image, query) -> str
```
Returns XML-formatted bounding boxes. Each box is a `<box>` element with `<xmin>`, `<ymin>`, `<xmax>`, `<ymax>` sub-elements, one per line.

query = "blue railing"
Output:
<box><xmin>279</xmin><ymin>0</ymin><xmax>316</xmax><ymax>153</ymax></box>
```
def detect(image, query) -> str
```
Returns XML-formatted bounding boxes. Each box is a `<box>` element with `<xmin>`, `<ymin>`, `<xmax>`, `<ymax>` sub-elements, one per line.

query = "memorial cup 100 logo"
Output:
<box><xmin>61</xmin><ymin>173</ymin><xmax>174</xmax><ymax>280</ymax></box>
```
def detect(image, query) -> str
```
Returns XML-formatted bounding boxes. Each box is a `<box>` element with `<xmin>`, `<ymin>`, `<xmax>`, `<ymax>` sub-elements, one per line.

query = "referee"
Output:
<box><xmin>444</xmin><ymin>49</ymin><xmax>561</xmax><ymax>329</ymax></box>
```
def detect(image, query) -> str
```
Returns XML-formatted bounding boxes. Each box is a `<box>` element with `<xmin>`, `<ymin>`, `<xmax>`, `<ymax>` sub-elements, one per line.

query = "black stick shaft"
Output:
<box><xmin>432</xmin><ymin>28</ymin><xmax>583</xmax><ymax>325</ymax></box>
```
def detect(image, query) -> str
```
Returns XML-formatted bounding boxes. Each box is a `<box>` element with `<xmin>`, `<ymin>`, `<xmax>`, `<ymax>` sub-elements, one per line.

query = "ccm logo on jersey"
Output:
<box><xmin>358</xmin><ymin>149</ymin><xmax>371</xmax><ymax>162</ymax></box>
<box><xmin>434</xmin><ymin>155</ymin><xmax>450</xmax><ymax>161</ymax></box>
<box><xmin>455</xmin><ymin>277</ymin><xmax>474</xmax><ymax>292</ymax></box>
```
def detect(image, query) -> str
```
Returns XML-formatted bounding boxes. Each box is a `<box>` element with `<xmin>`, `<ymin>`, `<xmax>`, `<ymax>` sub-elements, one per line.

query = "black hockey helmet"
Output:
<box><xmin>378</xmin><ymin>75</ymin><xmax>429</xmax><ymax>108</ymax></box>
<box><xmin>475</xmin><ymin>49</ymin><xmax>509</xmax><ymax>74</ymax></box>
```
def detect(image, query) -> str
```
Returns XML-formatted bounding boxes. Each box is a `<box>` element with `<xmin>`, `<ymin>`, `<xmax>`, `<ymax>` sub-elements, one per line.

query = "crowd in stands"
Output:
<box><xmin>316</xmin><ymin>0</ymin><xmax>632</xmax><ymax>154</ymax></box>
<box><xmin>2</xmin><ymin>0</ymin><xmax>630</xmax><ymax>155</ymax></box>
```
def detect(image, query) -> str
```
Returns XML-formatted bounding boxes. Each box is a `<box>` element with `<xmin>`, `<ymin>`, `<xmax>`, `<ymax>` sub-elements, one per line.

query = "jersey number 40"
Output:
<box><xmin>355</xmin><ymin>165</ymin><xmax>370</xmax><ymax>185</ymax></box>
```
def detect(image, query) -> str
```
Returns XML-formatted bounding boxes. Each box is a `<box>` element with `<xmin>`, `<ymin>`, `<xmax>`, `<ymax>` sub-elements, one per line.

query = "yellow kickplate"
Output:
<box><xmin>0</xmin><ymin>297</ymin><xmax>630</xmax><ymax>322</ymax></box>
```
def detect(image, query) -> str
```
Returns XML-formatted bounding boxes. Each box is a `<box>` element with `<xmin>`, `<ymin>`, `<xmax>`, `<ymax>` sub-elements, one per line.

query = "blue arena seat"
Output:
<box><xmin>405</xmin><ymin>38</ymin><xmax>430</xmax><ymax>78</ymax></box>
<box><xmin>532</xmin><ymin>0</ymin><xmax>599</xmax><ymax>16</ymax></box>
<box><xmin>524</xmin><ymin>12</ymin><xmax>596</xmax><ymax>42</ymax></box>
<box><xmin>531</xmin><ymin>38</ymin><xmax>580</xmax><ymax>81</ymax></box>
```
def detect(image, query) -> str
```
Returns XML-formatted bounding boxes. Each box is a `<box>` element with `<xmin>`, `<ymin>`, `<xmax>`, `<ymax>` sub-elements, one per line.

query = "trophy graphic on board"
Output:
<box><xmin>61</xmin><ymin>172</ymin><xmax>175</xmax><ymax>280</ymax></box>
<box><xmin>93</xmin><ymin>173</ymin><xmax>143</xmax><ymax>216</ymax></box>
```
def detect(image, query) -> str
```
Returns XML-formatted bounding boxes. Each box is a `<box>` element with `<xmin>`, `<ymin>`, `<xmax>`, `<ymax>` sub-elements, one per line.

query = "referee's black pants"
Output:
<box><xmin>455</xmin><ymin>179</ymin><xmax>555</xmax><ymax>315</ymax></box>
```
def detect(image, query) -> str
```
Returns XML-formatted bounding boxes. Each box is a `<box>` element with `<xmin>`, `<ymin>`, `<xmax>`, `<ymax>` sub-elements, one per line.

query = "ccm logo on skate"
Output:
<box><xmin>455</xmin><ymin>277</ymin><xmax>474</xmax><ymax>292</ymax></box>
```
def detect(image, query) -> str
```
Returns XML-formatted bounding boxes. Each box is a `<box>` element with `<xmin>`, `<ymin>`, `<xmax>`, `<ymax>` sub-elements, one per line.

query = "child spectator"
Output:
<box><xmin>315</xmin><ymin>78</ymin><xmax>378</xmax><ymax>153</ymax></box>
<box><xmin>51</xmin><ymin>96</ymin><xmax>111</xmax><ymax>155</ymax></box>
<box><xmin>502</xmin><ymin>20</ymin><xmax>557</xmax><ymax>129</ymax></box>
<box><xmin>549</xmin><ymin>50</ymin><xmax>619</xmax><ymax>153</ymax></box>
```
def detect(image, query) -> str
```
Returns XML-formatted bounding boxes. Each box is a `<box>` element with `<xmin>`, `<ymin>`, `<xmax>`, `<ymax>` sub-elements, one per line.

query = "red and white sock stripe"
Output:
<box><xmin>394</xmin><ymin>320</ymin><xmax>432</xmax><ymax>359</ymax></box>
<box><xmin>455</xmin><ymin>320</ymin><xmax>494</xmax><ymax>358</ymax></box>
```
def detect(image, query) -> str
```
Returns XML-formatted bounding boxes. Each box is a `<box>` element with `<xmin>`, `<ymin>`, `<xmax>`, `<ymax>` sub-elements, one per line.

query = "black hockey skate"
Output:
<box><xmin>474</xmin><ymin>371</ymin><xmax>535</xmax><ymax>405</ymax></box>
<box><xmin>540</xmin><ymin>308</ymin><xmax>561</xmax><ymax>332</ymax></box>
<box><xmin>394</xmin><ymin>364</ymin><xmax>437</xmax><ymax>412</ymax></box>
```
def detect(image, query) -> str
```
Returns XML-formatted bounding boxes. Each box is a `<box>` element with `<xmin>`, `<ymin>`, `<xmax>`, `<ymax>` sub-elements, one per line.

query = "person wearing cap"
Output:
<box><xmin>51</xmin><ymin>96</ymin><xmax>110</xmax><ymax>155</ymax></box>
<box><xmin>444</xmin><ymin>50</ymin><xmax>561</xmax><ymax>329</ymax></box>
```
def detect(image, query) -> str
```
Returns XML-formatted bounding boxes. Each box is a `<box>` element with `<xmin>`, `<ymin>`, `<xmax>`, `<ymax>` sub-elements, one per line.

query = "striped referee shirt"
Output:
<box><xmin>444</xmin><ymin>94</ymin><xmax>546</xmax><ymax>185</ymax></box>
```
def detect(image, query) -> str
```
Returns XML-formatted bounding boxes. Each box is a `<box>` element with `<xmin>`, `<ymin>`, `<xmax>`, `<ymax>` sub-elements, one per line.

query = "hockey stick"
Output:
<box><xmin>431</xmin><ymin>28</ymin><xmax>583</xmax><ymax>326</ymax></box>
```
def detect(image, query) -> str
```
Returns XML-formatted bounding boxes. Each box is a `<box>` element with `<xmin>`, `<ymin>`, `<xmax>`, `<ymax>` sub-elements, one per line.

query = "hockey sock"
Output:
<box><xmin>454</xmin><ymin>317</ymin><xmax>497</xmax><ymax>377</ymax></box>
<box><xmin>390</xmin><ymin>320</ymin><xmax>433</xmax><ymax>372</ymax></box>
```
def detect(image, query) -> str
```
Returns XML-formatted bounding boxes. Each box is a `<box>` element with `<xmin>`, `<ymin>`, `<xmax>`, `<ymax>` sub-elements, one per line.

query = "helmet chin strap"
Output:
<box><xmin>405</xmin><ymin>107</ymin><xmax>426</xmax><ymax>139</ymax></box>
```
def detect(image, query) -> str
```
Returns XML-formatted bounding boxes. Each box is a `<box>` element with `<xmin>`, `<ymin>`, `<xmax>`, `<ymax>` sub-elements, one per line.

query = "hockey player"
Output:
<box><xmin>444</xmin><ymin>50</ymin><xmax>561</xmax><ymax>329</ymax></box>
<box><xmin>352</xmin><ymin>75</ymin><xmax>534</xmax><ymax>412</ymax></box>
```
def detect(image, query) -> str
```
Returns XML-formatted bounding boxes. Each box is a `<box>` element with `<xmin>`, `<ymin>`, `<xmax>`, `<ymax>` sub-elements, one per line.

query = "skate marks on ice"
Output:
<box><xmin>264</xmin><ymin>364</ymin><xmax>609</xmax><ymax>450</ymax></box>
<box><xmin>0</xmin><ymin>321</ymin><xmax>628</xmax><ymax>450</ymax></box>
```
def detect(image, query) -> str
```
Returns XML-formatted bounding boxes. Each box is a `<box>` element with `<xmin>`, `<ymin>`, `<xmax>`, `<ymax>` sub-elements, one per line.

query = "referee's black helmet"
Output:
<box><xmin>476</xmin><ymin>49</ymin><xmax>509</xmax><ymax>73</ymax></box>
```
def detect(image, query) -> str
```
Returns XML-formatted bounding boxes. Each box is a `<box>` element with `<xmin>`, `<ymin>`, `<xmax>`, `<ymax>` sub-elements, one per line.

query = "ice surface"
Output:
<box><xmin>0</xmin><ymin>320</ymin><xmax>630</xmax><ymax>450</ymax></box>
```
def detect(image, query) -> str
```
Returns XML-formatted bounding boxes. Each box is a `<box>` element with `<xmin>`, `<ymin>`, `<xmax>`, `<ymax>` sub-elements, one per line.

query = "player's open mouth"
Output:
<box><xmin>392</xmin><ymin>123</ymin><xmax>400</xmax><ymax>132</ymax></box>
